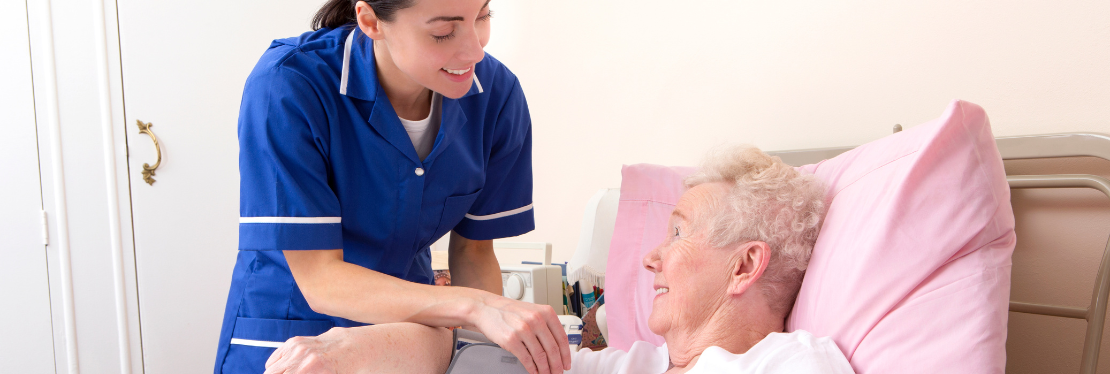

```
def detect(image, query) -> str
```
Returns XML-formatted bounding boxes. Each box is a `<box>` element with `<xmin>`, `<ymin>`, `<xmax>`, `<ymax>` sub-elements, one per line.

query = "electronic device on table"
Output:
<box><xmin>494</xmin><ymin>242</ymin><xmax>564</xmax><ymax>314</ymax></box>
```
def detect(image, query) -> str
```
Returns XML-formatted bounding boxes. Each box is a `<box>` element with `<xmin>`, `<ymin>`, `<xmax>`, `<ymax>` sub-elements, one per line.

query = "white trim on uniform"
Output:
<box><xmin>339</xmin><ymin>30</ymin><xmax>354</xmax><ymax>95</ymax></box>
<box><xmin>464</xmin><ymin>204</ymin><xmax>532</xmax><ymax>221</ymax></box>
<box><xmin>229</xmin><ymin>338</ymin><xmax>285</xmax><ymax>348</ymax></box>
<box><xmin>473</xmin><ymin>74</ymin><xmax>484</xmax><ymax>94</ymax></box>
<box><xmin>239</xmin><ymin>217</ymin><xmax>342</xmax><ymax>224</ymax></box>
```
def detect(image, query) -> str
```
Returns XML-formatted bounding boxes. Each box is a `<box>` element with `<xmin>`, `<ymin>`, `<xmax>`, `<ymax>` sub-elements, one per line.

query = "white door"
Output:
<box><xmin>115</xmin><ymin>2</ymin><xmax>322</xmax><ymax>372</ymax></box>
<box><xmin>0</xmin><ymin>0</ymin><xmax>56</xmax><ymax>371</ymax></box>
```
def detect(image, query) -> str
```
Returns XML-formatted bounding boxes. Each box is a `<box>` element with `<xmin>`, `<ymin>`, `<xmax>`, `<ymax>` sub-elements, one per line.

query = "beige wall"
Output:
<box><xmin>480</xmin><ymin>1</ymin><xmax>1110</xmax><ymax>371</ymax></box>
<box><xmin>483</xmin><ymin>0</ymin><xmax>1110</xmax><ymax>263</ymax></box>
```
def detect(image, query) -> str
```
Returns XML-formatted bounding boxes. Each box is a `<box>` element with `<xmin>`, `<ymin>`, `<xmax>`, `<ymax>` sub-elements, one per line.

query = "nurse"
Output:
<box><xmin>213</xmin><ymin>0</ymin><xmax>571</xmax><ymax>373</ymax></box>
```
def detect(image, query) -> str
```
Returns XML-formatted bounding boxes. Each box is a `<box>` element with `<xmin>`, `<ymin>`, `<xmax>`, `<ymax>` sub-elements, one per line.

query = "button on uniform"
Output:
<box><xmin>415</xmin><ymin>167</ymin><xmax>425</xmax><ymax>176</ymax></box>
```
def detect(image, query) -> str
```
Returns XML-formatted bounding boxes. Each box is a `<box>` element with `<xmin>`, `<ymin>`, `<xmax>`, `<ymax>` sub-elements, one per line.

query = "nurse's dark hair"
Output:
<box><xmin>312</xmin><ymin>0</ymin><xmax>416</xmax><ymax>30</ymax></box>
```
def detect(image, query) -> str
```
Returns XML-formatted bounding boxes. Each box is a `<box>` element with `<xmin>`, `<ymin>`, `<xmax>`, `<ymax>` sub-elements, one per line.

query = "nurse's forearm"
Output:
<box><xmin>447</xmin><ymin>231</ymin><xmax>504</xmax><ymax>295</ymax></box>
<box><xmin>284</xmin><ymin>249</ymin><xmax>494</xmax><ymax>327</ymax></box>
<box><xmin>287</xmin><ymin>249</ymin><xmax>575</xmax><ymax>374</ymax></box>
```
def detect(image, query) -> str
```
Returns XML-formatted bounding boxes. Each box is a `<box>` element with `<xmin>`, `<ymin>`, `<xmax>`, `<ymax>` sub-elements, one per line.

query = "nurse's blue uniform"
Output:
<box><xmin>214</xmin><ymin>26</ymin><xmax>535</xmax><ymax>373</ymax></box>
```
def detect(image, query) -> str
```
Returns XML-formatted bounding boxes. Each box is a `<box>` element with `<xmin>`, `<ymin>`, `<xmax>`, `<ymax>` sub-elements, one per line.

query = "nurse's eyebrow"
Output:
<box><xmin>426</xmin><ymin>0</ymin><xmax>491</xmax><ymax>23</ymax></box>
<box><xmin>426</xmin><ymin>15</ymin><xmax>463</xmax><ymax>23</ymax></box>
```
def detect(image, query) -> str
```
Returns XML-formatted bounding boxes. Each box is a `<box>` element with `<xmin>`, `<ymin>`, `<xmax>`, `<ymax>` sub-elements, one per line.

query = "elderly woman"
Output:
<box><xmin>264</xmin><ymin>146</ymin><xmax>852</xmax><ymax>374</ymax></box>
<box><xmin>564</xmin><ymin>146</ymin><xmax>852</xmax><ymax>373</ymax></box>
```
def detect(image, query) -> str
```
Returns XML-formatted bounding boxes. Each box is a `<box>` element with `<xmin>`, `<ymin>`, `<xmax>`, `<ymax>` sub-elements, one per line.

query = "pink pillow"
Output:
<box><xmin>604</xmin><ymin>100</ymin><xmax>1015</xmax><ymax>373</ymax></box>
<box><xmin>786</xmin><ymin>100</ymin><xmax>1015</xmax><ymax>373</ymax></box>
<box><xmin>605</xmin><ymin>164</ymin><xmax>695</xmax><ymax>350</ymax></box>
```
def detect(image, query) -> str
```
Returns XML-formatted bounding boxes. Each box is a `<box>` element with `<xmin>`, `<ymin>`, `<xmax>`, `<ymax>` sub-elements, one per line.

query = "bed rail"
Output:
<box><xmin>769</xmin><ymin>132</ymin><xmax>1110</xmax><ymax>374</ymax></box>
<box><xmin>769</xmin><ymin>132</ymin><xmax>1110</xmax><ymax>166</ymax></box>
<box><xmin>1008</xmin><ymin>175</ymin><xmax>1110</xmax><ymax>374</ymax></box>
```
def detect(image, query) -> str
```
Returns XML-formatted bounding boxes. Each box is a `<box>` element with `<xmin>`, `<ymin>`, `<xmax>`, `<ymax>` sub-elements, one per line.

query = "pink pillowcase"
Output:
<box><xmin>787</xmin><ymin>100</ymin><xmax>1015</xmax><ymax>373</ymax></box>
<box><xmin>605</xmin><ymin>100</ymin><xmax>1014</xmax><ymax>373</ymax></box>
<box><xmin>605</xmin><ymin>164</ymin><xmax>695</xmax><ymax>350</ymax></box>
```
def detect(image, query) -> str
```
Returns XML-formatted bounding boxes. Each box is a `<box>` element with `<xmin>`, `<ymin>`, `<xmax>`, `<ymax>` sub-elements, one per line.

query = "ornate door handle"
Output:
<box><xmin>136</xmin><ymin>120</ymin><xmax>162</xmax><ymax>185</ymax></box>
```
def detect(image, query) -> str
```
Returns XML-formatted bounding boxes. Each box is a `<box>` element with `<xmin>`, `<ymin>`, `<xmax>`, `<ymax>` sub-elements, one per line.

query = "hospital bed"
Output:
<box><xmin>571</xmin><ymin>132</ymin><xmax>1110</xmax><ymax>374</ymax></box>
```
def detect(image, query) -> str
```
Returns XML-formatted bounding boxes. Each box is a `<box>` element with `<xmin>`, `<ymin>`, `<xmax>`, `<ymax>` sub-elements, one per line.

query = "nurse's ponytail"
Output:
<box><xmin>312</xmin><ymin>0</ymin><xmax>415</xmax><ymax>30</ymax></box>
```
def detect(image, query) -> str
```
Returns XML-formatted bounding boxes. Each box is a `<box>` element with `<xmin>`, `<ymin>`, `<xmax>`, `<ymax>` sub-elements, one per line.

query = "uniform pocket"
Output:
<box><xmin>221</xmin><ymin>344</ymin><xmax>275</xmax><ymax>374</ymax></box>
<box><xmin>221</xmin><ymin>317</ymin><xmax>334</xmax><ymax>374</ymax></box>
<box><xmin>433</xmin><ymin>190</ymin><xmax>482</xmax><ymax>240</ymax></box>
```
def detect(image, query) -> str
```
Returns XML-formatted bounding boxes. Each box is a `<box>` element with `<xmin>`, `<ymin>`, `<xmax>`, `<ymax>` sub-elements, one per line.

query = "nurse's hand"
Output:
<box><xmin>264</xmin><ymin>324</ymin><xmax>453</xmax><ymax>374</ymax></box>
<box><xmin>263</xmin><ymin>328</ymin><xmax>345</xmax><ymax>374</ymax></box>
<box><xmin>469</xmin><ymin>295</ymin><xmax>572</xmax><ymax>374</ymax></box>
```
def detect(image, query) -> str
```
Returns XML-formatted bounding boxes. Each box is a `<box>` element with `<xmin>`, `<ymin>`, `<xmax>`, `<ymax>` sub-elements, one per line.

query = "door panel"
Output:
<box><xmin>116</xmin><ymin>2</ymin><xmax>321</xmax><ymax>372</ymax></box>
<box><xmin>0</xmin><ymin>0</ymin><xmax>56</xmax><ymax>372</ymax></box>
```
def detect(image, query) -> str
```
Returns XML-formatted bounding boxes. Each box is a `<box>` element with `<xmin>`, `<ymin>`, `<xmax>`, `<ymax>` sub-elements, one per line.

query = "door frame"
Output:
<box><xmin>27</xmin><ymin>0</ymin><xmax>143</xmax><ymax>372</ymax></box>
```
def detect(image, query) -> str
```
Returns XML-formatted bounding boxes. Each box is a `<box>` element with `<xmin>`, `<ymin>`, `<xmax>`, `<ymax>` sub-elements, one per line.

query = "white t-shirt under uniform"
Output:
<box><xmin>564</xmin><ymin>330</ymin><xmax>854</xmax><ymax>374</ymax></box>
<box><xmin>398</xmin><ymin>92</ymin><xmax>442</xmax><ymax>161</ymax></box>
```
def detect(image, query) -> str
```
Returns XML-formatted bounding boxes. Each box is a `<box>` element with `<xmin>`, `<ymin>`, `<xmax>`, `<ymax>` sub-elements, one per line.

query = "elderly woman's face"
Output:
<box><xmin>642</xmin><ymin>182</ymin><xmax>736</xmax><ymax>336</ymax></box>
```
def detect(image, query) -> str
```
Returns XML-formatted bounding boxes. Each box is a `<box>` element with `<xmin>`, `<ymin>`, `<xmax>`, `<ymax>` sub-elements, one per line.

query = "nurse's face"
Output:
<box><xmin>359</xmin><ymin>0</ymin><xmax>492</xmax><ymax>99</ymax></box>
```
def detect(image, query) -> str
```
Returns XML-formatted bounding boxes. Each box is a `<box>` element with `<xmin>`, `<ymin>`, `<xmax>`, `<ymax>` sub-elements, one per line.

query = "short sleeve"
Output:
<box><xmin>761</xmin><ymin>336</ymin><xmax>856</xmax><ymax>374</ymax></box>
<box><xmin>237</xmin><ymin>67</ymin><xmax>343</xmax><ymax>251</ymax></box>
<box><xmin>772</xmin><ymin>349</ymin><xmax>856</xmax><ymax>374</ymax></box>
<box><xmin>453</xmin><ymin>79</ymin><xmax>535</xmax><ymax>240</ymax></box>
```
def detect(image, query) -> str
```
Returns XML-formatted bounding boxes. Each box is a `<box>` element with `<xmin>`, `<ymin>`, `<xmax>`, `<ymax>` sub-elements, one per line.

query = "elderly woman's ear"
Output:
<box><xmin>727</xmin><ymin>241</ymin><xmax>771</xmax><ymax>296</ymax></box>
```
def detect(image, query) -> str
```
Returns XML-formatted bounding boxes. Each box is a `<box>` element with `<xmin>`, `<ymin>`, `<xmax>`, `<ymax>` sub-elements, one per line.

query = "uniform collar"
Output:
<box><xmin>341</xmin><ymin>28</ymin><xmax>477</xmax><ymax>166</ymax></box>
<box><xmin>338</xmin><ymin>27</ymin><xmax>486</xmax><ymax>102</ymax></box>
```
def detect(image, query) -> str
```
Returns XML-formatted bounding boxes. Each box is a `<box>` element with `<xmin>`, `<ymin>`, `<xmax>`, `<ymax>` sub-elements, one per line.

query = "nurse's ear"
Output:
<box><xmin>355</xmin><ymin>1</ymin><xmax>386</xmax><ymax>40</ymax></box>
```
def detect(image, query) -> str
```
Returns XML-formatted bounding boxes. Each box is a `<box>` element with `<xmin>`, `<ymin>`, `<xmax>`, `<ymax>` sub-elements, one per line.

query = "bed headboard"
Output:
<box><xmin>770</xmin><ymin>132</ymin><xmax>1110</xmax><ymax>166</ymax></box>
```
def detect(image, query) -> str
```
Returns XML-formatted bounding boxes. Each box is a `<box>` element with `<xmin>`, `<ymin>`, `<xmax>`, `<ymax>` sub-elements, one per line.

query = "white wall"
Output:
<box><xmin>483</xmin><ymin>0</ymin><xmax>1110</xmax><ymax>263</ymax></box>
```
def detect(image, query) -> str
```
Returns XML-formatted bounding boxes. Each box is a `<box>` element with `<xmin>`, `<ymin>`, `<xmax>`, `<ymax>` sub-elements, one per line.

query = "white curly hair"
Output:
<box><xmin>684</xmin><ymin>145</ymin><xmax>827</xmax><ymax>317</ymax></box>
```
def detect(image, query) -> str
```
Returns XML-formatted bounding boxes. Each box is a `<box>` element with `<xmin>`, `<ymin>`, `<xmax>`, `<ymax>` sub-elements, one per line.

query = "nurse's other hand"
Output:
<box><xmin>263</xmin><ymin>328</ymin><xmax>347</xmax><ymax>374</ymax></box>
<box><xmin>263</xmin><ymin>323</ymin><xmax>453</xmax><ymax>374</ymax></box>
<box><xmin>470</xmin><ymin>296</ymin><xmax>572</xmax><ymax>374</ymax></box>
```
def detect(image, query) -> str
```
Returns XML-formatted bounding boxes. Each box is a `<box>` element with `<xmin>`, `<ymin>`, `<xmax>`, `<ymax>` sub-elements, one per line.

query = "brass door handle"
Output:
<box><xmin>136</xmin><ymin>120</ymin><xmax>162</xmax><ymax>185</ymax></box>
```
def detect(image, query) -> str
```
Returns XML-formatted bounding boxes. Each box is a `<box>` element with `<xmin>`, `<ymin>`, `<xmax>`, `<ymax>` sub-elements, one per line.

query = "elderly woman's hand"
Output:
<box><xmin>263</xmin><ymin>327</ymin><xmax>348</xmax><ymax>374</ymax></box>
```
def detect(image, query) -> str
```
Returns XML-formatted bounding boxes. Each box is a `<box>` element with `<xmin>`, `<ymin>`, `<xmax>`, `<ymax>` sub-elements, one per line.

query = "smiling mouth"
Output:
<box><xmin>442</xmin><ymin>67</ymin><xmax>471</xmax><ymax>75</ymax></box>
<box><xmin>655</xmin><ymin>287</ymin><xmax>669</xmax><ymax>295</ymax></box>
